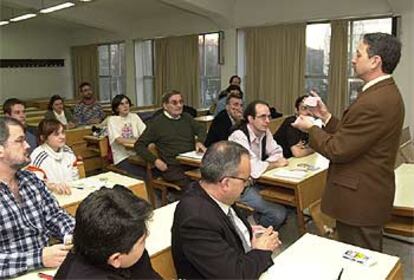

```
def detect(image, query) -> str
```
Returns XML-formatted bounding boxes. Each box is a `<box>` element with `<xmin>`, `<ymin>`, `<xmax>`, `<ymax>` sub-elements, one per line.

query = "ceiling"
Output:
<box><xmin>0</xmin><ymin>0</ymin><xmax>227</xmax><ymax>34</ymax></box>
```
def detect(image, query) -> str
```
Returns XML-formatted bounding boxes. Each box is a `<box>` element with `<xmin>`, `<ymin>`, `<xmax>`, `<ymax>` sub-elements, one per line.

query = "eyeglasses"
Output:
<box><xmin>255</xmin><ymin>114</ymin><xmax>271</xmax><ymax>120</ymax></box>
<box><xmin>221</xmin><ymin>175</ymin><xmax>255</xmax><ymax>188</ymax></box>
<box><xmin>169</xmin><ymin>100</ymin><xmax>184</xmax><ymax>106</ymax></box>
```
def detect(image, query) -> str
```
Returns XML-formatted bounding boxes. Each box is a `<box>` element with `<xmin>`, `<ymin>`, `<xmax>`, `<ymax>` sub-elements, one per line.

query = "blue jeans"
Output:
<box><xmin>240</xmin><ymin>184</ymin><xmax>287</xmax><ymax>228</ymax></box>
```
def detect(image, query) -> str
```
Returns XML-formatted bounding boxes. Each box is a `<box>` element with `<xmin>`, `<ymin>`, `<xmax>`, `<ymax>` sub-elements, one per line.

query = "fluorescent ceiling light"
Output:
<box><xmin>10</xmin><ymin>13</ymin><xmax>37</xmax><ymax>22</ymax></box>
<box><xmin>0</xmin><ymin>21</ymin><xmax>9</xmax><ymax>26</ymax></box>
<box><xmin>79</xmin><ymin>0</ymin><xmax>92</xmax><ymax>2</ymax></box>
<box><xmin>40</xmin><ymin>2</ymin><xmax>75</xmax><ymax>14</ymax></box>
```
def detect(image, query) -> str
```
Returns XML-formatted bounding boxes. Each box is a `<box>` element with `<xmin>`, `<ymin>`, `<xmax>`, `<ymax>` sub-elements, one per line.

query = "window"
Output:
<box><xmin>305</xmin><ymin>23</ymin><xmax>331</xmax><ymax>102</ymax></box>
<box><xmin>347</xmin><ymin>17</ymin><xmax>394</xmax><ymax>102</ymax></box>
<box><xmin>199</xmin><ymin>33</ymin><xmax>221</xmax><ymax>107</ymax></box>
<box><xmin>98</xmin><ymin>43</ymin><xmax>126</xmax><ymax>102</ymax></box>
<box><xmin>135</xmin><ymin>40</ymin><xmax>154</xmax><ymax>106</ymax></box>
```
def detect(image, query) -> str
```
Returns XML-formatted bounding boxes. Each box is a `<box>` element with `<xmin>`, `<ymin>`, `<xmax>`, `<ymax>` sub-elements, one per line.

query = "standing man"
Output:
<box><xmin>293</xmin><ymin>33</ymin><xmax>404</xmax><ymax>251</ymax></box>
<box><xmin>73</xmin><ymin>82</ymin><xmax>105</xmax><ymax>125</ymax></box>
<box><xmin>172</xmin><ymin>141</ymin><xmax>280</xmax><ymax>279</ymax></box>
<box><xmin>3</xmin><ymin>98</ymin><xmax>37</xmax><ymax>153</ymax></box>
<box><xmin>229</xmin><ymin>100</ymin><xmax>288</xmax><ymax>229</ymax></box>
<box><xmin>0</xmin><ymin>117</ymin><xmax>74</xmax><ymax>278</ymax></box>
<box><xmin>135</xmin><ymin>90</ymin><xmax>206</xmax><ymax>188</ymax></box>
<box><xmin>205</xmin><ymin>92</ymin><xmax>243</xmax><ymax>147</ymax></box>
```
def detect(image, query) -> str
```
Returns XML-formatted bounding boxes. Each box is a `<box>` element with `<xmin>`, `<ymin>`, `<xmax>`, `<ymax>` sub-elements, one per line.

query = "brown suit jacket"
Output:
<box><xmin>308</xmin><ymin>77</ymin><xmax>405</xmax><ymax>226</ymax></box>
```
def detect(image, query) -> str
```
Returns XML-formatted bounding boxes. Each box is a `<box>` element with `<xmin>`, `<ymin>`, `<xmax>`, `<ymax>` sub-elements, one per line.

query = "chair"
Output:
<box><xmin>308</xmin><ymin>199</ymin><xmax>337</xmax><ymax>239</ymax></box>
<box><xmin>76</xmin><ymin>161</ymin><xmax>86</xmax><ymax>178</ymax></box>
<box><xmin>400</xmin><ymin>126</ymin><xmax>411</xmax><ymax>145</ymax></box>
<box><xmin>133</xmin><ymin>143</ymin><xmax>182</xmax><ymax>207</ymax></box>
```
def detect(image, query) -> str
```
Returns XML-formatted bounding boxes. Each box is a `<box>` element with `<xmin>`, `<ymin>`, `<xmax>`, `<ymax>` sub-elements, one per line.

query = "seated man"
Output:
<box><xmin>273</xmin><ymin>95</ymin><xmax>314</xmax><ymax>158</ymax></box>
<box><xmin>55</xmin><ymin>185</ymin><xmax>161</xmax><ymax>279</ymax></box>
<box><xmin>205</xmin><ymin>92</ymin><xmax>243</xmax><ymax>147</ymax></box>
<box><xmin>214</xmin><ymin>84</ymin><xmax>243</xmax><ymax>116</ymax></box>
<box><xmin>172</xmin><ymin>141</ymin><xmax>281</xmax><ymax>279</ymax></box>
<box><xmin>0</xmin><ymin>117</ymin><xmax>74</xmax><ymax>278</ymax></box>
<box><xmin>73</xmin><ymin>82</ymin><xmax>105</xmax><ymax>125</ymax></box>
<box><xmin>134</xmin><ymin>90</ymin><xmax>206</xmax><ymax>188</ymax></box>
<box><xmin>229</xmin><ymin>100</ymin><xmax>288</xmax><ymax>228</ymax></box>
<box><xmin>3</xmin><ymin>98</ymin><xmax>37</xmax><ymax>153</ymax></box>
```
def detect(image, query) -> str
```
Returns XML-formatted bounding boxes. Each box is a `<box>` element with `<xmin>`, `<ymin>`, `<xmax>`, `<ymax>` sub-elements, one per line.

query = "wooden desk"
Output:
<box><xmin>260</xmin><ymin>233</ymin><xmax>402</xmax><ymax>280</ymax></box>
<box><xmin>178</xmin><ymin>152</ymin><xmax>329</xmax><ymax>234</ymax></box>
<box><xmin>56</xmin><ymin>171</ymin><xmax>148</xmax><ymax>216</ymax></box>
<box><xmin>12</xmin><ymin>201</ymin><xmax>177</xmax><ymax>280</ymax></box>
<box><xmin>83</xmin><ymin>135</ymin><xmax>109</xmax><ymax>158</ymax></box>
<box><xmin>258</xmin><ymin>153</ymin><xmax>329</xmax><ymax>233</ymax></box>
<box><xmin>196</xmin><ymin>107</ymin><xmax>210</xmax><ymax>116</ymax></box>
<box><xmin>385</xmin><ymin>163</ymin><xmax>414</xmax><ymax>237</ymax></box>
<box><xmin>194</xmin><ymin>115</ymin><xmax>214</xmax><ymax>132</ymax></box>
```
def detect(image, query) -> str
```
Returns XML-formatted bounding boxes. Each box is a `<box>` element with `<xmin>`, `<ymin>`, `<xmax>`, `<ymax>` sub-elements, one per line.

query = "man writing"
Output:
<box><xmin>293</xmin><ymin>33</ymin><xmax>404</xmax><ymax>251</ymax></box>
<box><xmin>0</xmin><ymin>117</ymin><xmax>74</xmax><ymax>278</ymax></box>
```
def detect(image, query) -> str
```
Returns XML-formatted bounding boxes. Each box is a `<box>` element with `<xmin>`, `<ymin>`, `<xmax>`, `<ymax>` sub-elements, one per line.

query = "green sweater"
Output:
<box><xmin>134</xmin><ymin>112</ymin><xmax>206</xmax><ymax>165</ymax></box>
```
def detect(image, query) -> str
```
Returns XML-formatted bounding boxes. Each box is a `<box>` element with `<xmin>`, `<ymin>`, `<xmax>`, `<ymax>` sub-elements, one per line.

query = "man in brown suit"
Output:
<box><xmin>293</xmin><ymin>33</ymin><xmax>404</xmax><ymax>251</ymax></box>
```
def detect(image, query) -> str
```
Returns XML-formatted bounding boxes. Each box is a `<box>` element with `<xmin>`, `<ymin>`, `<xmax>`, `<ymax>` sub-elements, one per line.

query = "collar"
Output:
<box><xmin>163</xmin><ymin>110</ymin><xmax>181</xmax><ymax>120</ymax></box>
<box><xmin>207</xmin><ymin>192</ymin><xmax>231</xmax><ymax>215</ymax></box>
<box><xmin>227</xmin><ymin>111</ymin><xmax>236</xmax><ymax>125</ymax></box>
<box><xmin>246</xmin><ymin>124</ymin><xmax>264</xmax><ymax>144</ymax></box>
<box><xmin>53</xmin><ymin>110</ymin><xmax>64</xmax><ymax>117</ymax></box>
<box><xmin>362</xmin><ymin>74</ymin><xmax>392</xmax><ymax>92</ymax></box>
<box><xmin>43</xmin><ymin>143</ymin><xmax>64</xmax><ymax>161</ymax></box>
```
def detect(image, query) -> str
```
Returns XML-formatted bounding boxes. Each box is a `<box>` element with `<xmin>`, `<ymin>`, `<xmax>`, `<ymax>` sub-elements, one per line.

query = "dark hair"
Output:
<box><xmin>226</xmin><ymin>91</ymin><xmax>243</xmax><ymax>105</ymax></box>
<box><xmin>218</xmin><ymin>85</ymin><xmax>243</xmax><ymax>100</ymax></box>
<box><xmin>48</xmin><ymin>95</ymin><xmax>64</xmax><ymax>111</ymax></box>
<box><xmin>73</xmin><ymin>185</ymin><xmax>153</xmax><ymax>265</ymax></box>
<box><xmin>161</xmin><ymin>90</ymin><xmax>182</xmax><ymax>104</ymax></box>
<box><xmin>201</xmin><ymin>141</ymin><xmax>249</xmax><ymax>183</ymax></box>
<box><xmin>3</xmin><ymin>98</ymin><xmax>25</xmax><ymax>115</ymax></box>
<box><xmin>363</xmin><ymin>33</ymin><xmax>401</xmax><ymax>74</ymax></box>
<box><xmin>111</xmin><ymin>94</ymin><xmax>132</xmax><ymax>115</ymax></box>
<box><xmin>37</xmin><ymin>119</ymin><xmax>64</xmax><ymax>144</ymax></box>
<box><xmin>243</xmin><ymin>100</ymin><xmax>270</xmax><ymax>122</ymax></box>
<box><xmin>229</xmin><ymin>75</ymin><xmax>241</xmax><ymax>84</ymax></box>
<box><xmin>0</xmin><ymin>117</ymin><xmax>25</xmax><ymax>145</ymax></box>
<box><xmin>294</xmin><ymin>95</ymin><xmax>309</xmax><ymax>110</ymax></box>
<box><xmin>79</xmin><ymin>82</ymin><xmax>91</xmax><ymax>91</ymax></box>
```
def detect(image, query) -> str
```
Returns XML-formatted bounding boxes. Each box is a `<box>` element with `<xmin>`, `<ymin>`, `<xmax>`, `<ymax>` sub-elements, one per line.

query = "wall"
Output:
<box><xmin>0</xmin><ymin>19</ymin><xmax>74</xmax><ymax>102</ymax></box>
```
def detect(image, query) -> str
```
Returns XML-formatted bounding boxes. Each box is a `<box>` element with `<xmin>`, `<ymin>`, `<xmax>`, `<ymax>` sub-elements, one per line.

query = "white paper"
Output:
<box><xmin>179</xmin><ymin>150</ymin><xmax>204</xmax><ymax>159</ymax></box>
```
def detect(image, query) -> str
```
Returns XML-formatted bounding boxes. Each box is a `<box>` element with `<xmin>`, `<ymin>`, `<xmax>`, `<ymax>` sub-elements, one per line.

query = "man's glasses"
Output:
<box><xmin>169</xmin><ymin>100</ymin><xmax>184</xmax><ymax>106</ymax></box>
<box><xmin>255</xmin><ymin>114</ymin><xmax>271</xmax><ymax>121</ymax></box>
<box><xmin>221</xmin><ymin>175</ymin><xmax>255</xmax><ymax>188</ymax></box>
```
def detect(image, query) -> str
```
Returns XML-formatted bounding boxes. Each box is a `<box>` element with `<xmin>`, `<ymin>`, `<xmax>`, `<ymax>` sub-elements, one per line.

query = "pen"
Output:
<box><xmin>337</xmin><ymin>268</ymin><xmax>344</xmax><ymax>280</ymax></box>
<box><xmin>72</xmin><ymin>186</ymin><xmax>84</xmax><ymax>190</ymax></box>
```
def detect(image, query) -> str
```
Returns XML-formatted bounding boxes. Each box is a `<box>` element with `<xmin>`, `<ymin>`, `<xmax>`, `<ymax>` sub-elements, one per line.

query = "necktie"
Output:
<box><xmin>227</xmin><ymin>208</ymin><xmax>251</xmax><ymax>253</ymax></box>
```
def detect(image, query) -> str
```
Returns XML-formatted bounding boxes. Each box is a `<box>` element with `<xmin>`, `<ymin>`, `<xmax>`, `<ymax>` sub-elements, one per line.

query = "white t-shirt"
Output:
<box><xmin>29</xmin><ymin>143</ymin><xmax>79</xmax><ymax>183</ymax></box>
<box><xmin>107</xmin><ymin>113</ymin><xmax>146</xmax><ymax>164</ymax></box>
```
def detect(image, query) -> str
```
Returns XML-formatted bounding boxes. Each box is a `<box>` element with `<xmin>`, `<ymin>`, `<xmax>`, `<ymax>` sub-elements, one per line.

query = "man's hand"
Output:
<box><xmin>268</xmin><ymin>157</ymin><xmax>288</xmax><ymax>170</ymax></box>
<box><xmin>42</xmin><ymin>244</ymin><xmax>72</xmax><ymax>268</ymax></box>
<box><xmin>251</xmin><ymin>226</ymin><xmax>282</xmax><ymax>252</ymax></box>
<box><xmin>195</xmin><ymin>142</ymin><xmax>207</xmax><ymax>153</ymax></box>
<box><xmin>291</xmin><ymin>115</ymin><xmax>314</xmax><ymax>132</ymax></box>
<box><xmin>47</xmin><ymin>182</ymin><xmax>72</xmax><ymax>195</ymax></box>
<box><xmin>154</xmin><ymin>159</ymin><xmax>168</xmax><ymax>172</ymax></box>
<box><xmin>308</xmin><ymin>90</ymin><xmax>331</xmax><ymax>123</ymax></box>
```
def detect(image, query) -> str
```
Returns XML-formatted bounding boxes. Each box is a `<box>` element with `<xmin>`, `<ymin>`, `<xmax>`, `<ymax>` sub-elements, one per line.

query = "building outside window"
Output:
<box><xmin>98</xmin><ymin>42</ymin><xmax>126</xmax><ymax>102</ymax></box>
<box><xmin>199</xmin><ymin>33</ymin><xmax>221</xmax><ymax>107</ymax></box>
<box><xmin>305</xmin><ymin>23</ymin><xmax>331</xmax><ymax>102</ymax></box>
